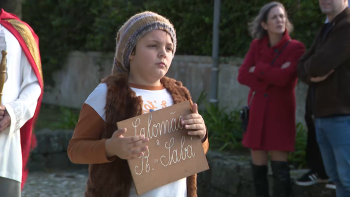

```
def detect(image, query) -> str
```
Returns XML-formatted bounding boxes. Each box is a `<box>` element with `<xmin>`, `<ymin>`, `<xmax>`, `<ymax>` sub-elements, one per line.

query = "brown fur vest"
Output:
<box><xmin>85</xmin><ymin>73</ymin><xmax>205</xmax><ymax>197</ymax></box>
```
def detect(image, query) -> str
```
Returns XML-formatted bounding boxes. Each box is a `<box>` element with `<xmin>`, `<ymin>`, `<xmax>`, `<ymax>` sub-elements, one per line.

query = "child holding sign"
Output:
<box><xmin>67</xmin><ymin>11</ymin><xmax>209</xmax><ymax>197</ymax></box>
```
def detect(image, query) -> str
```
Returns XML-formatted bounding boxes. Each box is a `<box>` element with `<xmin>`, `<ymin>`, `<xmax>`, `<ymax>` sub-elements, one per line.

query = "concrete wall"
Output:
<box><xmin>43</xmin><ymin>51</ymin><xmax>308</xmax><ymax>125</ymax></box>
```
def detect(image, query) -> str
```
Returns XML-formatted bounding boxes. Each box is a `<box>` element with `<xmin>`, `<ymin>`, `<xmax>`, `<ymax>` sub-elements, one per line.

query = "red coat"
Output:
<box><xmin>237</xmin><ymin>32</ymin><xmax>305</xmax><ymax>151</ymax></box>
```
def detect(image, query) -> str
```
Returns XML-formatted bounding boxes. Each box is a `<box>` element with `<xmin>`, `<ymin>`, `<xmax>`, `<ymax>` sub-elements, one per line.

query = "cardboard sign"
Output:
<box><xmin>117</xmin><ymin>101</ymin><xmax>209</xmax><ymax>194</ymax></box>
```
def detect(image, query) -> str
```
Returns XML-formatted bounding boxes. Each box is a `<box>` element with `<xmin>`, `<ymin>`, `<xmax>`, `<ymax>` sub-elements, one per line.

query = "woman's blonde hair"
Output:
<box><xmin>248</xmin><ymin>2</ymin><xmax>293</xmax><ymax>39</ymax></box>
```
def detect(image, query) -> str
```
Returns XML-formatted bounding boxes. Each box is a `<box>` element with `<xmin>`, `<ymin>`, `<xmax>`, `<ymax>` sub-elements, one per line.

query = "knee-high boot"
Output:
<box><xmin>251</xmin><ymin>162</ymin><xmax>270</xmax><ymax>197</ymax></box>
<box><xmin>271</xmin><ymin>161</ymin><xmax>292</xmax><ymax>197</ymax></box>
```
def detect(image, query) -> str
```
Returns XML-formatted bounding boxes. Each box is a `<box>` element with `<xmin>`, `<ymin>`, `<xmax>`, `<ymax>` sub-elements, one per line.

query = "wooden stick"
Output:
<box><xmin>0</xmin><ymin>50</ymin><xmax>7</xmax><ymax>105</ymax></box>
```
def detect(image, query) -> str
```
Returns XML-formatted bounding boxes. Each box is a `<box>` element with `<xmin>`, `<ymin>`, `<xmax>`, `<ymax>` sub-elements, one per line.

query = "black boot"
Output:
<box><xmin>271</xmin><ymin>161</ymin><xmax>292</xmax><ymax>197</ymax></box>
<box><xmin>251</xmin><ymin>162</ymin><xmax>269</xmax><ymax>197</ymax></box>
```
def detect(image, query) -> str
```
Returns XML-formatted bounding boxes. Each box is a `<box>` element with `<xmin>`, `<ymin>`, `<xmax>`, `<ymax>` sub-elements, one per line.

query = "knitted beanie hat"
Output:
<box><xmin>112</xmin><ymin>11</ymin><xmax>177</xmax><ymax>74</ymax></box>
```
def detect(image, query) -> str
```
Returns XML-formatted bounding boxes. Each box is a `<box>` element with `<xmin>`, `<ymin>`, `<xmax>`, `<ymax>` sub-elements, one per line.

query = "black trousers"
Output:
<box><xmin>304</xmin><ymin>87</ymin><xmax>328</xmax><ymax>179</ymax></box>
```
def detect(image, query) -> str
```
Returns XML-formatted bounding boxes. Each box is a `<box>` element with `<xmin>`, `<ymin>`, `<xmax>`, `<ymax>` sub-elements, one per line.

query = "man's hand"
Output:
<box><xmin>0</xmin><ymin>105</ymin><xmax>11</xmax><ymax>133</ymax></box>
<box><xmin>249</xmin><ymin>66</ymin><xmax>255</xmax><ymax>73</ymax></box>
<box><xmin>310</xmin><ymin>70</ymin><xmax>334</xmax><ymax>82</ymax></box>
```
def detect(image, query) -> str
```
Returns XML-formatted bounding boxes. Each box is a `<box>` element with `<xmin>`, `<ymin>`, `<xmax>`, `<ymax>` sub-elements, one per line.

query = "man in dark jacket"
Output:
<box><xmin>298</xmin><ymin>0</ymin><xmax>350</xmax><ymax>196</ymax></box>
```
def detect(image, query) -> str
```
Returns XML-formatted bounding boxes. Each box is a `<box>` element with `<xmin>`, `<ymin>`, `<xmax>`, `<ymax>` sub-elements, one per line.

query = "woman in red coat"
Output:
<box><xmin>237</xmin><ymin>2</ymin><xmax>305</xmax><ymax>197</ymax></box>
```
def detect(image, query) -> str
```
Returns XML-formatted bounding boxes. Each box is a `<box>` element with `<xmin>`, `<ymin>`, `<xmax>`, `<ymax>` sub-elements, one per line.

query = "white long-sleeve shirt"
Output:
<box><xmin>0</xmin><ymin>24</ymin><xmax>41</xmax><ymax>182</ymax></box>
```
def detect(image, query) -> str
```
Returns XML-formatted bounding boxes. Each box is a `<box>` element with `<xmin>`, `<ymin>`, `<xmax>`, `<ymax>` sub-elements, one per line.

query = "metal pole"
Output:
<box><xmin>210</xmin><ymin>0</ymin><xmax>220</xmax><ymax>104</ymax></box>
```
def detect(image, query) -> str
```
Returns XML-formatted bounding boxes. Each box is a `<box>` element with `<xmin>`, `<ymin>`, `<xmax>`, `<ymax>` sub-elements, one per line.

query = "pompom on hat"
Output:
<box><xmin>112</xmin><ymin>11</ymin><xmax>177</xmax><ymax>74</ymax></box>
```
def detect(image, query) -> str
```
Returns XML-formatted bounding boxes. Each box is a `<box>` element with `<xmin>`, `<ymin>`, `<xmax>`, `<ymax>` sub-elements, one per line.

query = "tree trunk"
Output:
<box><xmin>0</xmin><ymin>0</ymin><xmax>22</xmax><ymax>19</ymax></box>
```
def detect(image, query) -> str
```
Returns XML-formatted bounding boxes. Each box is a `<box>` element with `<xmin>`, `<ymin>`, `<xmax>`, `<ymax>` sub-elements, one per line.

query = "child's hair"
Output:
<box><xmin>112</xmin><ymin>11</ymin><xmax>177</xmax><ymax>74</ymax></box>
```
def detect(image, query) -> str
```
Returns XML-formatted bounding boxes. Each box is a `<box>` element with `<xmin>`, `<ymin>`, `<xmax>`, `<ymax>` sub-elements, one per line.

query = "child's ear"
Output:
<box><xmin>129</xmin><ymin>49</ymin><xmax>136</xmax><ymax>61</ymax></box>
<box><xmin>129</xmin><ymin>54</ymin><xmax>134</xmax><ymax>61</ymax></box>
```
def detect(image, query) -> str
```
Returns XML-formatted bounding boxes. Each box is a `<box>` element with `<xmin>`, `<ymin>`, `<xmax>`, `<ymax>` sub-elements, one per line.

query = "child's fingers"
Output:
<box><xmin>187</xmin><ymin>130</ymin><xmax>203</xmax><ymax>136</ymax></box>
<box><xmin>129</xmin><ymin>152</ymin><xmax>143</xmax><ymax>160</ymax></box>
<box><xmin>128</xmin><ymin>154</ymin><xmax>139</xmax><ymax>160</ymax></box>
<box><xmin>129</xmin><ymin>148</ymin><xmax>142</xmax><ymax>156</ymax></box>
<box><xmin>184</xmin><ymin>124</ymin><xmax>205</xmax><ymax>130</ymax></box>
<box><xmin>192</xmin><ymin>103</ymin><xmax>199</xmax><ymax>114</ymax></box>
<box><xmin>134</xmin><ymin>147</ymin><xmax>148</xmax><ymax>158</ymax></box>
<box><xmin>127</xmin><ymin>138</ymin><xmax>149</xmax><ymax>150</ymax></box>
<box><xmin>181</xmin><ymin>118</ymin><xmax>203</xmax><ymax>125</ymax></box>
<box><xmin>182</xmin><ymin>113</ymin><xmax>202</xmax><ymax>121</ymax></box>
<box><xmin>113</xmin><ymin>128</ymin><xmax>127</xmax><ymax>138</ymax></box>
<box><xmin>128</xmin><ymin>146</ymin><xmax>148</xmax><ymax>159</ymax></box>
<box><xmin>126</xmin><ymin>135</ymin><xmax>146</xmax><ymax>144</ymax></box>
<box><xmin>188</xmin><ymin>130</ymin><xmax>205</xmax><ymax>140</ymax></box>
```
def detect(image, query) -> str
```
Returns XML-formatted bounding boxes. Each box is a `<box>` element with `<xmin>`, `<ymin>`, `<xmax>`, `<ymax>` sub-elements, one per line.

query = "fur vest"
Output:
<box><xmin>85</xmin><ymin>73</ymin><xmax>209</xmax><ymax>197</ymax></box>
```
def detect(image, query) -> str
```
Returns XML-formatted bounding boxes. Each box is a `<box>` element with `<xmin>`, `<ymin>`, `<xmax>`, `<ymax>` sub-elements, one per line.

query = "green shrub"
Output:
<box><xmin>35</xmin><ymin>104</ymin><xmax>79</xmax><ymax>131</ymax></box>
<box><xmin>197</xmin><ymin>90</ymin><xmax>307</xmax><ymax>168</ymax></box>
<box><xmin>51</xmin><ymin>106</ymin><xmax>79</xmax><ymax>129</ymax></box>
<box><xmin>201</xmin><ymin>102</ymin><xmax>244</xmax><ymax>151</ymax></box>
<box><xmin>288</xmin><ymin>122</ymin><xmax>307</xmax><ymax>169</ymax></box>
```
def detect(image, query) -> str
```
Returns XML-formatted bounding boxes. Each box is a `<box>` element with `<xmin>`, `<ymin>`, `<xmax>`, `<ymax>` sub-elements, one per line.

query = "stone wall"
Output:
<box><xmin>42</xmin><ymin>52</ymin><xmax>308</xmax><ymax>125</ymax></box>
<box><xmin>28</xmin><ymin>129</ymin><xmax>87</xmax><ymax>171</ymax></box>
<box><xmin>29</xmin><ymin>130</ymin><xmax>335</xmax><ymax>197</ymax></box>
<box><xmin>199</xmin><ymin>151</ymin><xmax>336</xmax><ymax>197</ymax></box>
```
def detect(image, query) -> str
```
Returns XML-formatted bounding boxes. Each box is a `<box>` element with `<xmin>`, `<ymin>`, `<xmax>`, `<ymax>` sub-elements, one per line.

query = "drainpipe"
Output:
<box><xmin>209</xmin><ymin>0</ymin><xmax>221</xmax><ymax>105</ymax></box>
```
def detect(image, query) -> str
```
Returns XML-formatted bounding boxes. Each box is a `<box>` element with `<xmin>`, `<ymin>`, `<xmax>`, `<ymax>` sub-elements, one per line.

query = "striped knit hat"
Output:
<box><xmin>112</xmin><ymin>11</ymin><xmax>177</xmax><ymax>74</ymax></box>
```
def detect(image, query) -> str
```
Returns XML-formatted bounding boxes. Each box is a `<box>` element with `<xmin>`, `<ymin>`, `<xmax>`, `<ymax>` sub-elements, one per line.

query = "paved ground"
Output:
<box><xmin>22</xmin><ymin>170</ymin><xmax>88</xmax><ymax>197</ymax></box>
<box><xmin>21</xmin><ymin>169</ymin><xmax>335</xmax><ymax>197</ymax></box>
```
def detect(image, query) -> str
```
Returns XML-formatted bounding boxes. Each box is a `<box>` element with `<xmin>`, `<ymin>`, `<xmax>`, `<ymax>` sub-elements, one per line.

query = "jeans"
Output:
<box><xmin>315</xmin><ymin>116</ymin><xmax>350</xmax><ymax>197</ymax></box>
<box><xmin>305</xmin><ymin>111</ymin><xmax>328</xmax><ymax>178</ymax></box>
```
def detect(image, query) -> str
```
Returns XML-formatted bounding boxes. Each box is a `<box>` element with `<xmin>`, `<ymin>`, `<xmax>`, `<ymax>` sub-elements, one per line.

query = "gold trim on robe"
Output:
<box><xmin>6</xmin><ymin>19</ymin><xmax>43</xmax><ymax>81</ymax></box>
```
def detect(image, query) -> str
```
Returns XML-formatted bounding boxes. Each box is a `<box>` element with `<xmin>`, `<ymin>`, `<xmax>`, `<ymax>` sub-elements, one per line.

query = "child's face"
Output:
<box><xmin>129</xmin><ymin>30</ymin><xmax>174</xmax><ymax>83</ymax></box>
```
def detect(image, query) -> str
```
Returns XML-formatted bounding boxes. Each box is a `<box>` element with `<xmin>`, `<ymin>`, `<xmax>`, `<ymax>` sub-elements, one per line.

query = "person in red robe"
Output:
<box><xmin>0</xmin><ymin>9</ymin><xmax>43</xmax><ymax>196</ymax></box>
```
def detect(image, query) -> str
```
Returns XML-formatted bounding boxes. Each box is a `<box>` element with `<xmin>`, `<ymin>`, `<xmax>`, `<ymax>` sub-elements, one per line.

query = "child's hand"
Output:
<box><xmin>181</xmin><ymin>103</ymin><xmax>206</xmax><ymax>140</ymax></box>
<box><xmin>105</xmin><ymin>128</ymin><xmax>149</xmax><ymax>160</ymax></box>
